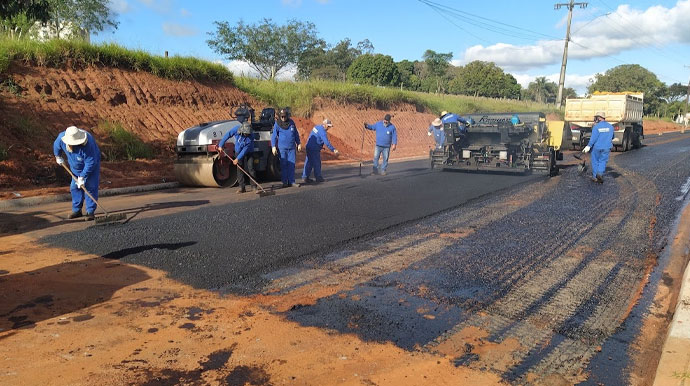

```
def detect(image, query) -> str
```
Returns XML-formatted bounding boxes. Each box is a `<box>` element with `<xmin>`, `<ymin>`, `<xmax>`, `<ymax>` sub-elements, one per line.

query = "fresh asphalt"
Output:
<box><xmin>38</xmin><ymin>131</ymin><xmax>690</xmax><ymax>384</ymax></box>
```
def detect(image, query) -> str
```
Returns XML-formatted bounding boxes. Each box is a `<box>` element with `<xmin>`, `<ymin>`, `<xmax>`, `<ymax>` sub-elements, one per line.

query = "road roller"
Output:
<box><xmin>174</xmin><ymin>105</ymin><xmax>281</xmax><ymax>187</ymax></box>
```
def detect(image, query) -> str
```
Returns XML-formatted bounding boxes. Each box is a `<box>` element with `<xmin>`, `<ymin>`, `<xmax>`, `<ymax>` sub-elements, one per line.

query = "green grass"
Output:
<box><xmin>98</xmin><ymin>120</ymin><xmax>153</xmax><ymax>161</ymax></box>
<box><xmin>0</xmin><ymin>38</ymin><xmax>233</xmax><ymax>83</ymax></box>
<box><xmin>235</xmin><ymin>77</ymin><xmax>559</xmax><ymax>118</ymax></box>
<box><xmin>0</xmin><ymin>143</ymin><xmax>7</xmax><ymax>161</ymax></box>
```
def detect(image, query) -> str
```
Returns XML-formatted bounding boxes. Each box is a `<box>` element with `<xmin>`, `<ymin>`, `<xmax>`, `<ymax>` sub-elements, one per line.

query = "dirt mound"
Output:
<box><xmin>0</xmin><ymin>64</ymin><xmax>439</xmax><ymax>198</ymax></box>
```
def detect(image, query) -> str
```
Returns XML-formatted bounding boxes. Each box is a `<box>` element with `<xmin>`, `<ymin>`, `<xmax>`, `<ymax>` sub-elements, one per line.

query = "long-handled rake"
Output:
<box><xmin>218</xmin><ymin>149</ymin><xmax>275</xmax><ymax>197</ymax></box>
<box><xmin>358</xmin><ymin>125</ymin><xmax>366</xmax><ymax>177</ymax></box>
<box><xmin>60</xmin><ymin>163</ymin><xmax>127</xmax><ymax>224</ymax></box>
<box><xmin>573</xmin><ymin>153</ymin><xmax>587</xmax><ymax>174</ymax></box>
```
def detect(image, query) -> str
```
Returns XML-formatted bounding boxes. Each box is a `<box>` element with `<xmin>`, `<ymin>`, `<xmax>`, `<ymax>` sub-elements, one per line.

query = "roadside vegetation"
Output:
<box><xmin>236</xmin><ymin>76</ymin><xmax>558</xmax><ymax>117</ymax></box>
<box><xmin>0</xmin><ymin>38</ymin><xmax>233</xmax><ymax>82</ymax></box>
<box><xmin>97</xmin><ymin>120</ymin><xmax>153</xmax><ymax>161</ymax></box>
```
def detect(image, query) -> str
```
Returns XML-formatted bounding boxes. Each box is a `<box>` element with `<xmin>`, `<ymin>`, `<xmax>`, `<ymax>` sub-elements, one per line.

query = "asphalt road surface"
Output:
<box><xmin>37</xmin><ymin>131</ymin><xmax>690</xmax><ymax>384</ymax></box>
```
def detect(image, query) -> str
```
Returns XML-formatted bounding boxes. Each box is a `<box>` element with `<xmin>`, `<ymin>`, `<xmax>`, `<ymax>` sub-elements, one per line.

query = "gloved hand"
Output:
<box><xmin>427</xmin><ymin>131</ymin><xmax>432</xmax><ymax>136</ymax></box>
<box><xmin>272</xmin><ymin>146</ymin><xmax>277</xmax><ymax>156</ymax></box>
<box><xmin>363</xmin><ymin>122</ymin><xmax>368</xmax><ymax>129</ymax></box>
<box><xmin>582</xmin><ymin>145</ymin><xmax>591</xmax><ymax>153</ymax></box>
<box><xmin>333</xmin><ymin>149</ymin><xmax>339</xmax><ymax>156</ymax></box>
<box><xmin>297</xmin><ymin>144</ymin><xmax>302</xmax><ymax>152</ymax></box>
<box><xmin>76</xmin><ymin>176</ymin><xmax>85</xmax><ymax>189</ymax></box>
<box><xmin>56</xmin><ymin>156</ymin><xmax>64</xmax><ymax>165</ymax></box>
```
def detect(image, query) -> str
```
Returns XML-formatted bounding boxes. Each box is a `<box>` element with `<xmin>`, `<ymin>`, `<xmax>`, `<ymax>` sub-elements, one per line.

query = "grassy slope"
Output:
<box><xmin>0</xmin><ymin>38</ymin><xmax>559</xmax><ymax>119</ymax></box>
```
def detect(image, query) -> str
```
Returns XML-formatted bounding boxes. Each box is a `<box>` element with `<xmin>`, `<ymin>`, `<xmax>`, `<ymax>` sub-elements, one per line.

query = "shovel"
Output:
<box><xmin>218</xmin><ymin>149</ymin><xmax>275</xmax><ymax>197</ymax></box>
<box><xmin>573</xmin><ymin>153</ymin><xmax>587</xmax><ymax>174</ymax></box>
<box><xmin>60</xmin><ymin>163</ymin><xmax>127</xmax><ymax>224</ymax></box>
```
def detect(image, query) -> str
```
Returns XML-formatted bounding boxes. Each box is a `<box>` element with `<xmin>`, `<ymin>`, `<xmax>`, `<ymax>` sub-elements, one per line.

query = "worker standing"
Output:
<box><xmin>271</xmin><ymin>108</ymin><xmax>301</xmax><ymax>187</ymax></box>
<box><xmin>364</xmin><ymin>114</ymin><xmax>397</xmax><ymax>176</ymax></box>
<box><xmin>217</xmin><ymin>107</ymin><xmax>255</xmax><ymax>193</ymax></box>
<box><xmin>302</xmin><ymin>119</ymin><xmax>339</xmax><ymax>184</ymax></box>
<box><xmin>427</xmin><ymin>118</ymin><xmax>444</xmax><ymax>149</ymax></box>
<box><xmin>441</xmin><ymin>110</ymin><xmax>471</xmax><ymax>134</ymax></box>
<box><xmin>53</xmin><ymin>126</ymin><xmax>101</xmax><ymax>221</ymax></box>
<box><xmin>582</xmin><ymin>111</ymin><xmax>614</xmax><ymax>184</ymax></box>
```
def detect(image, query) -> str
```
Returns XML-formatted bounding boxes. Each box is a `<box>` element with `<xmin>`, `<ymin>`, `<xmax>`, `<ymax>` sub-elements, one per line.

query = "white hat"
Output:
<box><xmin>323</xmin><ymin>119</ymin><xmax>333</xmax><ymax>127</ymax></box>
<box><xmin>441</xmin><ymin>111</ymin><xmax>448</xmax><ymax>116</ymax></box>
<box><xmin>432</xmin><ymin>118</ymin><xmax>442</xmax><ymax>126</ymax></box>
<box><xmin>62</xmin><ymin>126</ymin><xmax>87</xmax><ymax>146</ymax></box>
<box><xmin>594</xmin><ymin>111</ymin><xmax>606</xmax><ymax>119</ymax></box>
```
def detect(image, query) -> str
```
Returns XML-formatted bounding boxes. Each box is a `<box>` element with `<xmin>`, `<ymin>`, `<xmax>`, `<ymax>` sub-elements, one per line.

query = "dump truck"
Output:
<box><xmin>565</xmin><ymin>92</ymin><xmax>644</xmax><ymax>151</ymax></box>
<box><xmin>173</xmin><ymin>105</ymin><xmax>280</xmax><ymax>187</ymax></box>
<box><xmin>429</xmin><ymin>112</ymin><xmax>569</xmax><ymax>176</ymax></box>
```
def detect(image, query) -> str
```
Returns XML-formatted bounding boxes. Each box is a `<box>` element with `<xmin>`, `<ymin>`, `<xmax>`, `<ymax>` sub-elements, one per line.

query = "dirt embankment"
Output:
<box><xmin>0</xmin><ymin>64</ymin><xmax>438</xmax><ymax>199</ymax></box>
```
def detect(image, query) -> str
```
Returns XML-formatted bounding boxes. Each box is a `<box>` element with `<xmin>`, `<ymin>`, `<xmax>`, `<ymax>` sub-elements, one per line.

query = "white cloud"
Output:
<box><xmin>109</xmin><ymin>0</ymin><xmax>132</xmax><ymax>13</ymax></box>
<box><xmin>162</xmin><ymin>23</ymin><xmax>198</xmax><ymax>37</ymax></box>
<box><xmin>138</xmin><ymin>0</ymin><xmax>171</xmax><ymax>13</ymax></box>
<box><xmin>221</xmin><ymin>60</ymin><xmax>296</xmax><ymax>81</ymax></box>
<box><xmin>180</xmin><ymin>8</ymin><xmax>191</xmax><ymax>17</ymax></box>
<box><xmin>281</xmin><ymin>0</ymin><xmax>303</xmax><ymax>6</ymax></box>
<box><xmin>461</xmin><ymin>0</ymin><xmax>690</xmax><ymax>71</ymax></box>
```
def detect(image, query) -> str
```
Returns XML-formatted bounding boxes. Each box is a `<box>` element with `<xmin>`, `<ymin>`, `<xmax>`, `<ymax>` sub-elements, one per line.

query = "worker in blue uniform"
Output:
<box><xmin>302</xmin><ymin>119</ymin><xmax>339</xmax><ymax>184</ymax></box>
<box><xmin>582</xmin><ymin>111</ymin><xmax>614</xmax><ymax>184</ymax></box>
<box><xmin>363</xmin><ymin>114</ymin><xmax>397</xmax><ymax>176</ymax></box>
<box><xmin>271</xmin><ymin>108</ymin><xmax>301</xmax><ymax>187</ymax></box>
<box><xmin>441</xmin><ymin>110</ymin><xmax>471</xmax><ymax>134</ymax></box>
<box><xmin>218</xmin><ymin>109</ymin><xmax>255</xmax><ymax>193</ymax></box>
<box><xmin>53</xmin><ymin>126</ymin><xmax>101</xmax><ymax>221</ymax></box>
<box><xmin>427</xmin><ymin>118</ymin><xmax>444</xmax><ymax>149</ymax></box>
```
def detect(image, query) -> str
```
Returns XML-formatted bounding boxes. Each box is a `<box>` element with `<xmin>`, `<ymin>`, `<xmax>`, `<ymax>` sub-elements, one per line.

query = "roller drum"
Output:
<box><xmin>174</xmin><ymin>155</ymin><xmax>237</xmax><ymax>187</ymax></box>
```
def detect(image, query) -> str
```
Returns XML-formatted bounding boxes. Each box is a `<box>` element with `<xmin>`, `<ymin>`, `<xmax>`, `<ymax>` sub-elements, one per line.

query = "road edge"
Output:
<box><xmin>653</xmin><ymin>198</ymin><xmax>690</xmax><ymax>386</ymax></box>
<box><xmin>0</xmin><ymin>155</ymin><xmax>430</xmax><ymax>210</ymax></box>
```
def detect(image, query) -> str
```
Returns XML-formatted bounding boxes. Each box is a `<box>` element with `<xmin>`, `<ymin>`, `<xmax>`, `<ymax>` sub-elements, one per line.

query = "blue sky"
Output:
<box><xmin>99</xmin><ymin>0</ymin><xmax>690</xmax><ymax>95</ymax></box>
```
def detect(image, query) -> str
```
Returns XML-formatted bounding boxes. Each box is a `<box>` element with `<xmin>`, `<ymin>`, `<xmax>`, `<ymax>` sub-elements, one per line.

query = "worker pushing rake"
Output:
<box><xmin>53</xmin><ymin>126</ymin><xmax>126</xmax><ymax>224</ymax></box>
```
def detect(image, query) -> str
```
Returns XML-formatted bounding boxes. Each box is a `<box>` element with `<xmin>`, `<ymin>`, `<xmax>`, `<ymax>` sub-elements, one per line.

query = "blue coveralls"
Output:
<box><xmin>428</xmin><ymin>124</ymin><xmax>444</xmax><ymax>148</ymax></box>
<box><xmin>271</xmin><ymin>119</ymin><xmax>300</xmax><ymax>185</ymax></box>
<box><xmin>441</xmin><ymin>113</ymin><xmax>470</xmax><ymax>134</ymax></box>
<box><xmin>365</xmin><ymin>120</ymin><xmax>397</xmax><ymax>174</ymax></box>
<box><xmin>587</xmin><ymin>121</ymin><xmax>614</xmax><ymax>179</ymax></box>
<box><xmin>218</xmin><ymin>124</ymin><xmax>255</xmax><ymax>189</ymax></box>
<box><xmin>53</xmin><ymin>131</ymin><xmax>101</xmax><ymax>214</ymax></box>
<box><xmin>302</xmin><ymin>125</ymin><xmax>335</xmax><ymax>180</ymax></box>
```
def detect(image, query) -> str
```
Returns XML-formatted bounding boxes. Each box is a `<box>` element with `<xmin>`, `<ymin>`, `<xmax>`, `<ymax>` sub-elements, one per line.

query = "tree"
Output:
<box><xmin>208</xmin><ymin>18</ymin><xmax>322</xmax><ymax>81</ymax></box>
<box><xmin>297</xmin><ymin>38</ymin><xmax>372</xmax><ymax>81</ymax></box>
<box><xmin>346</xmin><ymin>54</ymin><xmax>401</xmax><ymax>87</ymax></box>
<box><xmin>587</xmin><ymin>64</ymin><xmax>666</xmax><ymax>115</ymax></box>
<box><xmin>396</xmin><ymin>59</ymin><xmax>421</xmax><ymax>90</ymax></box>
<box><xmin>524</xmin><ymin>77</ymin><xmax>558</xmax><ymax>104</ymax></box>
<box><xmin>1</xmin><ymin>0</ymin><xmax>51</xmax><ymax>38</ymax></box>
<box><xmin>422</xmin><ymin>49</ymin><xmax>452</xmax><ymax>94</ymax></box>
<box><xmin>45</xmin><ymin>0</ymin><xmax>118</xmax><ymax>38</ymax></box>
<box><xmin>449</xmin><ymin>61</ymin><xmax>520</xmax><ymax>99</ymax></box>
<box><xmin>665</xmin><ymin>82</ymin><xmax>687</xmax><ymax>103</ymax></box>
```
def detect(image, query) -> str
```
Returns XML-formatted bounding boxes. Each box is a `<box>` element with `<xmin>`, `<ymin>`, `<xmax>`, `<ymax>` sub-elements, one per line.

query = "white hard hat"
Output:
<box><xmin>594</xmin><ymin>111</ymin><xmax>606</xmax><ymax>119</ymax></box>
<box><xmin>323</xmin><ymin>119</ymin><xmax>333</xmax><ymax>127</ymax></box>
<box><xmin>441</xmin><ymin>111</ymin><xmax>448</xmax><ymax>116</ymax></box>
<box><xmin>61</xmin><ymin>126</ymin><xmax>87</xmax><ymax>146</ymax></box>
<box><xmin>432</xmin><ymin>118</ymin><xmax>442</xmax><ymax>126</ymax></box>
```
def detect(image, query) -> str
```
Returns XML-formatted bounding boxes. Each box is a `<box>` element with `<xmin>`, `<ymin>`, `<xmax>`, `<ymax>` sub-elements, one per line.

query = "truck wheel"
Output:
<box><xmin>632</xmin><ymin>132</ymin><xmax>642</xmax><ymax>149</ymax></box>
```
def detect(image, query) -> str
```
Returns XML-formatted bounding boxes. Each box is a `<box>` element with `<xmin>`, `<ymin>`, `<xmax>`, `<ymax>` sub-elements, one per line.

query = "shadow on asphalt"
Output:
<box><xmin>102</xmin><ymin>241</ymin><xmax>197</xmax><ymax>260</ymax></box>
<box><xmin>0</xmin><ymin>200</ymin><xmax>211</xmax><ymax>236</ymax></box>
<box><xmin>0</xmin><ymin>258</ymin><xmax>149</xmax><ymax>331</ymax></box>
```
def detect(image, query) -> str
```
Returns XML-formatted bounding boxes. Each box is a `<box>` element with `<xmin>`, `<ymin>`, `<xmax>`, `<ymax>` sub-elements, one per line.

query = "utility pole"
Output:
<box><xmin>555</xmin><ymin>0</ymin><xmax>588</xmax><ymax>109</ymax></box>
<box><xmin>685</xmin><ymin>65</ymin><xmax>690</xmax><ymax>128</ymax></box>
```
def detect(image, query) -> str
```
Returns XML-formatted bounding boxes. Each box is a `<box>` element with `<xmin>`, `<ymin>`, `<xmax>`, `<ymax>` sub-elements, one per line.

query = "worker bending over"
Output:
<box><xmin>53</xmin><ymin>126</ymin><xmax>101</xmax><ymax>221</ymax></box>
<box><xmin>218</xmin><ymin>107</ymin><xmax>255</xmax><ymax>193</ymax></box>
<box><xmin>302</xmin><ymin>119</ymin><xmax>339</xmax><ymax>184</ymax></box>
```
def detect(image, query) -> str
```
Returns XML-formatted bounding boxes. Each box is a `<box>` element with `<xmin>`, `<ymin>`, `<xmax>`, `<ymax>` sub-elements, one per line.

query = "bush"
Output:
<box><xmin>98</xmin><ymin>120</ymin><xmax>153</xmax><ymax>161</ymax></box>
